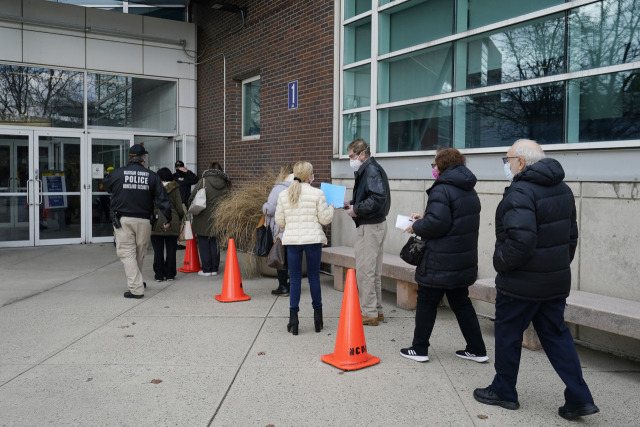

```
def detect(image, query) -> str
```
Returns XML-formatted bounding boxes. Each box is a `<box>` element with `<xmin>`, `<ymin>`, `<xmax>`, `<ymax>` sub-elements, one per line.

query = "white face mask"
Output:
<box><xmin>309</xmin><ymin>174</ymin><xmax>314</xmax><ymax>185</ymax></box>
<box><xmin>504</xmin><ymin>162</ymin><xmax>514</xmax><ymax>182</ymax></box>
<box><xmin>350</xmin><ymin>159</ymin><xmax>362</xmax><ymax>170</ymax></box>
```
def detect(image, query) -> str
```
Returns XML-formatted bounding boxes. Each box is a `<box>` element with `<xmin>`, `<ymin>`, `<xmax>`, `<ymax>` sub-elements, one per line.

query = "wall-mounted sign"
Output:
<box><xmin>288</xmin><ymin>80</ymin><xmax>298</xmax><ymax>110</ymax></box>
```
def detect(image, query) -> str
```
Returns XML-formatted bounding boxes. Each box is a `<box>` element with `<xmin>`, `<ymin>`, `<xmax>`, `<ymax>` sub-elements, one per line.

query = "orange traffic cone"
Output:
<box><xmin>215</xmin><ymin>239</ymin><xmax>250</xmax><ymax>302</ymax></box>
<box><xmin>321</xmin><ymin>268</ymin><xmax>380</xmax><ymax>370</ymax></box>
<box><xmin>177</xmin><ymin>238</ymin><xmax>201</xmax><ymax>273</ymax></box>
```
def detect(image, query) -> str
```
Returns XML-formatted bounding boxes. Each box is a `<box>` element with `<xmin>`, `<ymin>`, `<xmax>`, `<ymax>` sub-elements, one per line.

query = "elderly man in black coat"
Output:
<box><xmin>474</xmin><ymin>139</ymin><xmax>599</xmax><ymax>420</ymax></box>
<box><xmin>400</xmin><ymin>148</ymin><xmax>487</xmax><ymax>364</ymax></box>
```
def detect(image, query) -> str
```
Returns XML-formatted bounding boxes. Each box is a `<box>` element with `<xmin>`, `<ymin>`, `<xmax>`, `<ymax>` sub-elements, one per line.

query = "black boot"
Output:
<box><xmin>287</xmin><ymin>310</ymin><xmax>299</xmax><ymax>335</ymax></box>
<box><xmin>314</xmin><ymin>308</ymin><xmax>323</xmax><ymax>333</ymax></box>
<box><xmin>271</xmin><ymin>281</ymin><xmax>290</xmax><ymax>296</ymax></box>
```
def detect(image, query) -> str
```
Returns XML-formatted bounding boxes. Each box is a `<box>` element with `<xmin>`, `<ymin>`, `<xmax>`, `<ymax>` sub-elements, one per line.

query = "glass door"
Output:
<box><xmin>87</xmin><ymin>134</ymin><xmax>133</xmax><ymax>243</ymax></box>
<box><xmin>0</xmin><ymin>132</ymin><xmax>32</xmax><ymax>246</ymax></box>
<box><xmin>34</xmin><ymin>132</ymin><xmax>84</xmax><ymax>245</ymax></box>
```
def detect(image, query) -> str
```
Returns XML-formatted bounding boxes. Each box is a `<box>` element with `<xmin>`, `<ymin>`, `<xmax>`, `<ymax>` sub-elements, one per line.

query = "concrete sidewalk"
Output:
<box><xmin>0</xmin><ymin>244</ymin><xmax>638</xmax><ymax>426</ymax></box>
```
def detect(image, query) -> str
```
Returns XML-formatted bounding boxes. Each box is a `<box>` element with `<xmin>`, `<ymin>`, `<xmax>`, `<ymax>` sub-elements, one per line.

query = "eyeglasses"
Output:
<box><xmin>502</xmin><ymin>156</ymin><xmax>519</xmax><ymax>164</ymax></box>
<box><xmin>430</xmin><ymin>162</ymin><xmax>437</xmax><ymax>168</ymax></box>
<box><xmin>348</xmin><ymin>151</ymin><xmax>362</xmax><ymax>160</ymax></box>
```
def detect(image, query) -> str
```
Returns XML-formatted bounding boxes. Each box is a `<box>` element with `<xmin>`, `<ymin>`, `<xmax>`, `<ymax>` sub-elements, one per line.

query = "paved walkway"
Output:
<box><xmin>0</xmin><ymin>244</ymin><xmax>638</xmax><ymax>426</ymax></box>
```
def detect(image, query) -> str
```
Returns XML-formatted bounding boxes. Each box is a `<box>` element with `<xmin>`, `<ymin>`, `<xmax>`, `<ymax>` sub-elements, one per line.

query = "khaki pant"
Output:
<box><xmin>114</xmin><ymin>216</ymin><xmax>151</xmax><ymax>295</ymax></box>
<box><xmin>354</xmin><ymin>221</ymin><xmax>387</xmax><ymax>318</ymax></box>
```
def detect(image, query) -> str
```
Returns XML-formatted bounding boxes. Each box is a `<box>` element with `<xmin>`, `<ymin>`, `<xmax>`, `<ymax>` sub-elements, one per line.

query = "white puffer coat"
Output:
<box><xmin>275</xmin><ymin>183</ymin><xmax>334</xmax><ymax>245</ymax></box>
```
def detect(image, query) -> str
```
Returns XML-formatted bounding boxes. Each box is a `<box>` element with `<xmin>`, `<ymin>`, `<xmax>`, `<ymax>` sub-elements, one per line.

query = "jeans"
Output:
<box><xmin>150</xmin><ymin>235</ymin><xmax>178</xmax><ymax>280</ymax></box>
<box><xmin>197</xmin><ymin>235</ymin><xmax>220</xmax><ymax>273</ymax></box>
<box><xmin>490</xmin><ymin>294</ymin><xmax>594</xmax><ymax>404</ymax></box>
<box><xmin>412</xmin><ymin>286</ymin><xmax>486</xmax><ymax>356</ymax></box>
<box><xmin>287</xmin><ymin>243</ymin><xmax>322</xmax><ymax>312</ymax></box>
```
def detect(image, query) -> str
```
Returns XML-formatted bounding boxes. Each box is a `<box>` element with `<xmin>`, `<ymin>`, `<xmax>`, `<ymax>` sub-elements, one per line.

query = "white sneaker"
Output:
<box><xmin>455</xmin><ymin>350</ymin><xmax>489</xmax><ymax>363</ymax></box>
<box><xmin>198</xmin><ymin>271</ymin><xmax>213</xmax><ymax>277</ymax></box>
<box><xmin>211</xmin><ymin>271</ymin><xmax>218</xmax><ymax>276</ymax></box>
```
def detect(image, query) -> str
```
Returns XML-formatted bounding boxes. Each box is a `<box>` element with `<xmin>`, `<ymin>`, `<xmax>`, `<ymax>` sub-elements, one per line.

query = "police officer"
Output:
<box><xmin>103</xmin><ymin>144</ymin><xmax>171</xmax><ymax>299</ymax></box>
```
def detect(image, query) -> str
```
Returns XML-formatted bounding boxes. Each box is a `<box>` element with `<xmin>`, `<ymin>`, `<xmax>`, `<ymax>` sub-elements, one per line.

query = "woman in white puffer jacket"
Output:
<box><xmin>275</xmin><ymin>161</ymin><xmax>334</xmax><ymax>335</ymax></box>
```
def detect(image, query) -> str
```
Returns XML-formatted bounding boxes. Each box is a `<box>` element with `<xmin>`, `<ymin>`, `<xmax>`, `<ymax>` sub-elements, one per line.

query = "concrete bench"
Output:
<box><xmin>322</xmin><ymin>246</ymin><xmax>640</xmax><ymax>351</ymax></box>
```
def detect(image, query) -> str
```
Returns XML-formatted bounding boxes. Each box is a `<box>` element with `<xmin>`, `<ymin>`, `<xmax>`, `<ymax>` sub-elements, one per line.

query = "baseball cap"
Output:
<box><xmin>175</xmin><ymin>160</ymin><xmax>185</xmax><ymax>168</ymax></box>
<box><xmin>129</xmin><ymin>144</ymin><xmax>148</xmax><ymax>157</ymax></box>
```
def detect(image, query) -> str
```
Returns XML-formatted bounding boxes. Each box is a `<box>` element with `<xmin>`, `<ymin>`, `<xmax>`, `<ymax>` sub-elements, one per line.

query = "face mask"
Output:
<box><xmin>309</xmin><ymin>174</ymin><xmax>314</xmax><ymax>185</ymax></box>
<box><xmin>504</xmin><ymin>162</ymin><xmax>514</xmax><ymax>182</ymax></box>
<box><xmin>350</xmin><ymin>159</ymin><xmax>362</xmax><ymax>170</ymax></box>
<box><xmin>432</xmin><ymin>168</ymin><xmax>439</xmax><ymax>179</ymax></box>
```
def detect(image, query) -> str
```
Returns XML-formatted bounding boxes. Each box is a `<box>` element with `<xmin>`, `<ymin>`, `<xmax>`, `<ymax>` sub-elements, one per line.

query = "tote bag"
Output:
<box><xmin>188</xmin><ymin>179</ymin><xmax>207</xmax><ymax>215</ymax></box>
<box><xmin>179</xmin><ymin>219</ymin><xmax>194</xmax><ymax>241</ymax></box>
<box><xmin>252</xmin><ymin>214</ymin><xmax>274</xmax><ymax>256</ymax></box>
<box><xmin>266</xmin><ymin>235</ymin><xmax>287</xmax><ymax>270</ymax></box>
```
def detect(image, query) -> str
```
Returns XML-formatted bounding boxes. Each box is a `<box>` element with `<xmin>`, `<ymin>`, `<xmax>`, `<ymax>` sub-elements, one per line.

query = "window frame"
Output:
<box><xmin>241</xmin><ymin>75</ymin><xmax>261</xmax><ymax>141</ymax></box>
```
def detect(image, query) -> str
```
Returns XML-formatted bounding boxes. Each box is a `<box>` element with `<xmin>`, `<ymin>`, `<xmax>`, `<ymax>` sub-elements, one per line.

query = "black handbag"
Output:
<box><xmin>252</xmin><ymin>214</ymin><xmax>274</xmax><ymax>256</ymax></box>
<box><xmin>266</xmin><ymin>236</ymin><xmax>287</xmax><ymax>270</ymax></box>
<box><xmin>400</xmin><ymin>235</ymin><xmax>426</xmax><ymax>266</ymax></box>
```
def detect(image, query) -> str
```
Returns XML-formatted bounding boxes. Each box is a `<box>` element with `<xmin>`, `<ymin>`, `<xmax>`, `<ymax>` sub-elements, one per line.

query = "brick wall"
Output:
<box><xmin>194</xmin><ymin>0</ymin><xmax>335</xmax><ymax>185</ymax></box>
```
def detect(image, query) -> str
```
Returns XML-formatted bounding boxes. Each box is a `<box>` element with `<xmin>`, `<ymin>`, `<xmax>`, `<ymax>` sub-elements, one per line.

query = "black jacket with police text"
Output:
<box><xmin>103</xmin><ymin>162</ymin><xmax>171</xmax><ymax>223</ymax></box>
<box><xmin>493</xmin><ymin>158</ymin><xmax>578</xmax><ymax>301</ymax></box>
<box><xmin>413</xmin><ymin>164</ymin><xmax>480</xmax><ymax>289</ymax></box>
<box><xmin>350</xmin><ymin>157</ymin><xmax>391</xmax><ymax>227</ymax></box>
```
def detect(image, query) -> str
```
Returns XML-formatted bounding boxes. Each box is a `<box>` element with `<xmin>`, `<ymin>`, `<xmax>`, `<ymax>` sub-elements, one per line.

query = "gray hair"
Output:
<box><xmin>128</xmin><ymin>155</ymin><xmax>145</xmax><ymax>165</ymax></box>
<box><xmin>513</xmin><ymin>139</ymin><xmax>546</xmax><ymax>166</ymax></box>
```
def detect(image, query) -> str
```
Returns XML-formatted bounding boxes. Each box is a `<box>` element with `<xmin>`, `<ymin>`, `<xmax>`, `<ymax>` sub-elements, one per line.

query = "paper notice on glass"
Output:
<box><xmin>395</xmin><ymin>214</ymin><xmax>413</xmax><ymax>230</ymax></box>
<box><xmin>320</xmin><ymin>183</ymin><xmax>346</xmax><ymax>208</ymax></box>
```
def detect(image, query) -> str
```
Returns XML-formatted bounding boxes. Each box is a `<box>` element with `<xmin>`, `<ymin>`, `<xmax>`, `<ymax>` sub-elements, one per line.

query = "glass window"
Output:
<box><xmin>566</xmin><ymin>70</ymin><xmax>640</xmax><ymax>143</ymax></box>
<box><xmin>460</xmin><ymin>0</ymin><xmax>563</xmax><ymax>32</ymax></box>
<box><xmin>378</xmin><ymin>99</ymin><xmax>452</xmax><ymax>153</ymax></box>
<box><xmin>344</xmin><ymin>17</ymin><xmax>371</xmax><ymax>64</ymax></box>
<box><xmin>456</xmin><ymin>14</ymin><xmax>565</xmax><ymax>90</ymax></box>
<box><xmin>344</xmin><ymin>64</ymin><xmax>371</xmax><ymax>109</ymax></box>
<box><xmin>569</xmin><ymin>0</ymin><xmax>640</xmax><ymax>72</ymax></box>
<box><xmin>127</xmin><ymin>7</ymin><xmax>186</xmax><ymax>21</ymax></box>
<box><xmin>88</xmin><ymin>74</ymin><xmax>177</xmax><ymax>132</ymax></box>
<box><xmin>378</xmin><ymin>43</ymin><xmax>452</xmax><ymax>104</ymax></box>
<box><xmin>0</xmin><ymin>65</ymin><xmax>84</xmax><ymax>128</ymax></box>
<box><xmin>242</xmin><ymin>76</ymin><xmax>261</xmax><ymax>138</ymax></box>
<box><xmin>456</xmin><ymin>82</ymin><xmax>564</xmax><ymax>148</ymax></box>
<box><xmin>342</xmin><ymin>111</ymin><xmax>370</xmax><ymax>154</ymax></box>
<box><xmin>379</xmin><ymin>0</ymin><xmax>453</xmax><ymax>55</ymax></box>
<box><xmin>345</xmin><ymin>0</ymin><xmax>371</xmax><ymax>20</ymax></box>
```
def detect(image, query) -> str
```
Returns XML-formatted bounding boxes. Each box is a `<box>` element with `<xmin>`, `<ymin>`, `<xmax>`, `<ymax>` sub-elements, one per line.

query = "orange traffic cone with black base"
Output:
<box><xmin>177</xmin><ymin>238</ymin><xmax>201</xmax><ymax>273</ymax></box>
<box><xmin>215</xmin><ymin>239</ymin><xmax>250</xmax><ymax>302</ymax></box>
<box><xmin>321</xmin><ymin>268</ymin><xmax>380</xmax><ymax>370</ymax></box>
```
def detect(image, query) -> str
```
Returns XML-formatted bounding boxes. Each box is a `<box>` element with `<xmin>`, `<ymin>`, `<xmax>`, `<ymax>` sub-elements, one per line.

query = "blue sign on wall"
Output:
<box><xmin>288</xmin><ymin>80</ymin><xmax>298</xmax><ymax>110</ymax></box>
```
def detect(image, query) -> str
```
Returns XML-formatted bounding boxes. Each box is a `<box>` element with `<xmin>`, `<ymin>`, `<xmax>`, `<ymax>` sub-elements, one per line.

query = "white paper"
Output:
<box><xmin>92</xmin><ymin>164</ymin><xmax>104</xmax><ymax>179</ymax></box>
<box><xmin>395</xmin><ymin>214</ymin><xmax>413</xmax><ymax>230</ymax></box>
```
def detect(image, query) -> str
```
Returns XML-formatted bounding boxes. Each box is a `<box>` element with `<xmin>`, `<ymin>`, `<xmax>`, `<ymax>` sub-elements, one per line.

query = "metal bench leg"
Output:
<box><xmin>396</xmin><ymin>280</ymin><xmax>417</xmax><ymax>310</ymax></box>
<box><xmin>522</xmin><ymin>324</ymin><xmax>542</xmax><ymax>350</ymax></box>
<box><xmin>333</xmin><ymin>266</ymin><xmax>345</xmax><ymax>292</ymax></box>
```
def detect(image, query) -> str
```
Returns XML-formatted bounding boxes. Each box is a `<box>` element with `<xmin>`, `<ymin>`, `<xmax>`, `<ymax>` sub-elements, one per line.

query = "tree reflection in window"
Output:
<box><xmin>0</xmin><ymin>65</ymin><xmax>84</xmax><ymax>127</ymax></box>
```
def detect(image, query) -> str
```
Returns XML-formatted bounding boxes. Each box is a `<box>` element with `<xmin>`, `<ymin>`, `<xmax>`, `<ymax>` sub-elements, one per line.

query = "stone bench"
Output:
<box><xmin>322</xmin><ymin>246</ymin><xmax>640</xmax><ymax>351</ymax></box>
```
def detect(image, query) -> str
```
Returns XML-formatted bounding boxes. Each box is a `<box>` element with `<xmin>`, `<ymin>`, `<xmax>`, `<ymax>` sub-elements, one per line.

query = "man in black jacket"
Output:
<box><xmin>345</xmin><ymin>139</ymin><xmax>390</xmax><ymax>326</ymax></box>
<box><xmin>473</xmin><ymin>140</ymin><xmax>598</xmax><ymax>420</ymax></box>
<box><xmin>173</xmin><ymin>160</ymin><xmax>199</xmax><ymax>206</ymax></box>
<box><xmin>103</xmin><ymin>144</ymin><xmax>171</xmax><ymax>299</ymax></box>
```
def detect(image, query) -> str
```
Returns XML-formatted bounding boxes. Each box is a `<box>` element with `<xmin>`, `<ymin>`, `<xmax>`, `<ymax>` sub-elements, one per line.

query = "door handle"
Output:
<box><xmin>27</xmin><ymin>179</ymin><xmax>33</xmax><ymax>205</ymax></box>
<box><xmin>37</xmin><ymin>178</ymin><xmax>43</xmax><ymax>205</ymax></box>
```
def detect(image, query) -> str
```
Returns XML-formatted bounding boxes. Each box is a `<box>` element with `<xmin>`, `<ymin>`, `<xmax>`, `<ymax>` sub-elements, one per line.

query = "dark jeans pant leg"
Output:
<box><xmin>164</xmin><ymin>236</ymin><xmax>178</xmax><ymax>279</ymax></box>
<box><xmin>276</xmin><ymin>268</ymin><xmax>288</xmax><ymax>287</ymax></box>
<box><xmin>150</xmin><ymin>235</ymin><xmax>165</xmax><ymax>279</ymax></box>
<box><xmin>197</xmin><ymin>235</ymin><xmax>218</xmax><ymax>273</ymax></box>
<box><xmin>532</xmin><ymin>299</ymin><xmax>595</xmax><ymax>405</ymax></box>
<box><xmin>287</xmin><ymin>245</ymin><xmax>303</xmax><ymax>312</ymax></box>
<box><xmin>411</xmin><ymin>286</ymin><xmax>445</xmax><ymax>354</ymax></box>
<box><xmin>490</xmin><ymin>293</ymin><xmax>536</xmax><ymax>403</ymax></box>
<box><xmin>446</xmin><ymin>287</ymin><xmax>487</xmax><ymax>355</ymax></box>
<box><xmin>305</xmin><ymin>243</ymin><xmax>323</xmax><ymax>310</ymax></box>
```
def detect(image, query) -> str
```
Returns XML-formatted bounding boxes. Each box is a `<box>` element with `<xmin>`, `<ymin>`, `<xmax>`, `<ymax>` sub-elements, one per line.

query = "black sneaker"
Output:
<box><xmin>400</xmin><ymin>347</ymin><xmax>429</xmax><ymax>362</ymax></box>
<box><xmin>456</xmin><ymin>350</ymin><xmax>489</xmax><ymax>363</ymax></box>
<box><xmin>558</xmin><ymin>402</ymin><xmax>599</xmax><ymax>420</ymax></box>
<box><xmin>473</xmin><ymin>386</ymin><xmax>519</xmax><ymax>410</ymax></box>
<box><xmin>124</xmin><ymin>291</ymin><xmax>143</xmax><ymax>299</ymax></box>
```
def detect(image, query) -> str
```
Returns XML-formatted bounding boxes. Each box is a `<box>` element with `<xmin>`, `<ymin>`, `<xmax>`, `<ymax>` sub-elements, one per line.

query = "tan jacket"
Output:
<box><xmin>275</xmin><ymin>183</ymin><xmax>333</xmax><ymax>245</ymax></box>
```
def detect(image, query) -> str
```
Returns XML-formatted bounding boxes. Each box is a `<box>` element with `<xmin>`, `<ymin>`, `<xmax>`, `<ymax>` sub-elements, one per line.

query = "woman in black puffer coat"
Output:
<box><xmin>400</xmin><ymin>148</ymin><xmax>488</xmax><ymax>363</ymax></box>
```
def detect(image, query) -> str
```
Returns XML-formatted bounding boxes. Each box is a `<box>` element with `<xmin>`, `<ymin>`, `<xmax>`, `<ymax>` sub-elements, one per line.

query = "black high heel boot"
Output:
<box><xmin>287</xmin><ymin>310</ymin><xmax>299</xmax><ymax>335</ymax></box>
<box><xmin>314</xmin><ymin>308</ymin><xmax>323</xmax><ymax>332</ymax></box>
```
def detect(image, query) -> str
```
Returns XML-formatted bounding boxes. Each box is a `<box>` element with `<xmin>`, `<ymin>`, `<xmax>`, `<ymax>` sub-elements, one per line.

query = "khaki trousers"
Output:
<box><xmin>354</xmin><ymin>221</ymin><xmax>387</xmax><ymax>318</ymax></box>
<box><xmin>114</xmin><ymin>216</ymin><xmax>151</xmax><ymax>295</ymax></box>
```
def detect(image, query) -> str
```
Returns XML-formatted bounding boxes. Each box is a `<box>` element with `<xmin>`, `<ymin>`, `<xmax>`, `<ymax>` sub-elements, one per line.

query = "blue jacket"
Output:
<box><xmin>413</xmin><ymin>164</ymin><xmax>480</xmax><ymax>289</ymax></box>
<box><xmin>494</xmin><ymin>158</ymin><xmax>578</xmax><ymax>301</ymax></box>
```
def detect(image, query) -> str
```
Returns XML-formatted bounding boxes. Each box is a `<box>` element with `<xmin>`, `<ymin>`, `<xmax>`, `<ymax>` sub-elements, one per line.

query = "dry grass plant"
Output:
<box><xmin>209</xmin><ymin>172</ymin><xmax>276</xmax><ymax>278</ymax></box>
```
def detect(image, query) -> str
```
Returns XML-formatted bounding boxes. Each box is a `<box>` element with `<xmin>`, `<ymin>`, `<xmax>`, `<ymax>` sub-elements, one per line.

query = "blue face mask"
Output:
<box><xmin>504</xmin><ymin>162</ymin><xmax>514</xmax><ymax>182</ymax></box>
